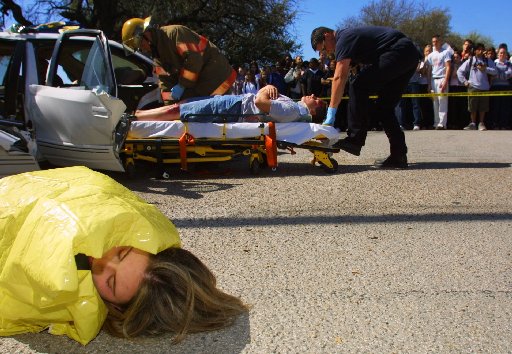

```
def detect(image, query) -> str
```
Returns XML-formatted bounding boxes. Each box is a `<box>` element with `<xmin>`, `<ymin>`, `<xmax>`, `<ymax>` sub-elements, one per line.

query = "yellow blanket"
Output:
<box><xmin>0</xmin><ymin>166</ymin><xmax>180</xmax><ymax>344</ymax></box>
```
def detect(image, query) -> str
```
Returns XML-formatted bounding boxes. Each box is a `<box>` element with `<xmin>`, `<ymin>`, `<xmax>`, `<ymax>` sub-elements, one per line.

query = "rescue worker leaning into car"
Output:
<box><xmin>122</xmin><ymin>17</ymin><xmax>236</xmax><ymax>104</ymax></box>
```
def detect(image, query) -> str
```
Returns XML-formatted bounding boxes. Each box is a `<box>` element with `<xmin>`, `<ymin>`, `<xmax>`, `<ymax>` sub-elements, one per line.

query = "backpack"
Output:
<box><xmin>464</xmin><ymin>56</ymin><xmax>473</xmax><ymax>81</ymax></box>
<box><xmin>464</xmin><ymin>56</ymin><xmax>493</xmax><ymax>84</ymax></box>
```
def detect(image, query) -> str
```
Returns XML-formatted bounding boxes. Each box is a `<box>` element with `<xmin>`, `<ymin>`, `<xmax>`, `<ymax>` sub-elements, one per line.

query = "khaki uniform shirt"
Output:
<box><xmin>151</xmin><ymin>25</ymin><xmax>234</xmax><ymax>103</ymax></box>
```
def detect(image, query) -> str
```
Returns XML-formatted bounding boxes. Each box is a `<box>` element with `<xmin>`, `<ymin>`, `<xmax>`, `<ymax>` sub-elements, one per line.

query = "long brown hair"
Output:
<box><xmin>103</xmin><ymin>247</ymin><xmax>248</xmax><ymax>343</ymax></box>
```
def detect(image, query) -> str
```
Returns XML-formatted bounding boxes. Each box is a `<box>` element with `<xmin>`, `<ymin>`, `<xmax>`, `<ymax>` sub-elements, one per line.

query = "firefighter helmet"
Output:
<box><xmin>121</xmin><ymin>17</ymin><xmax>152</xmax><ymax>53</ymax></box>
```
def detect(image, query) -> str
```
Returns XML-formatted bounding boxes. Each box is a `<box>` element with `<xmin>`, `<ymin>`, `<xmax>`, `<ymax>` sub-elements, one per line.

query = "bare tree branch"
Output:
<box><xmin>0</xmin><ymin>0</ymin><xmax>33</xmax><ymax>26</ymax></box>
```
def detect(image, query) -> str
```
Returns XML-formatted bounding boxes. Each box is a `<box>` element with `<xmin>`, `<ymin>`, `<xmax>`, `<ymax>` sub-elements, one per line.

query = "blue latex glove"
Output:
<box><xmin>323</xmin><ymin>107</ymin><xmax>337</xmax><ymax>126</ymax></box>
<box><xmin>170</xmin><ymin>84</ymin><xmax>185</xmax><ymax>100</ymax></box>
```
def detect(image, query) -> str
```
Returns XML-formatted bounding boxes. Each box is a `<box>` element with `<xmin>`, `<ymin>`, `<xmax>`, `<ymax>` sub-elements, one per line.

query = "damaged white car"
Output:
<box><xmin>0</xmin><ymin>28</ymin><xmax>159</xmax><ymax>176</ymax></box>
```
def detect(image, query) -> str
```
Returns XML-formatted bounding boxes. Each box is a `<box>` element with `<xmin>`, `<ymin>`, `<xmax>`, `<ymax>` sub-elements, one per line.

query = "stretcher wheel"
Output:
<box><xmin>250</xmin><ymin>159</ymin><xmax>262</xmax><ymax>175</ymax></box>
<box><xmin>125</xmin><ymin>161</ymin><xmax>136</xmax><ymax>179</ymax></box>
<box><xmin>319</xmin><ymin>157</ymin><xmax>338</xmax><ymax>173</ymax></box>
<box><xmin>260</xmin><ymin>156</ymin><xmax>268</xmax><ymax>169</ymax></box>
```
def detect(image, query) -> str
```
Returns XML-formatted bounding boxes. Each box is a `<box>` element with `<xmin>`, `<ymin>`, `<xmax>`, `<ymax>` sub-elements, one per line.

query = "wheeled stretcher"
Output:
<box><xmin>27</xmin><ymin>85</ymin><xmax>342</xmax><ymax>177</ymax></box>
<box><xmin>123</xmin><ymin>117</ymin><xmax>342</xmax><ymax>178</ymax></box>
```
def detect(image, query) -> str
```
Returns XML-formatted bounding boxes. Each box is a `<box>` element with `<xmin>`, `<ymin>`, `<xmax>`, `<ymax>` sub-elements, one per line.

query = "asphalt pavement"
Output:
<box><xmin>2</xmin><ymin>129</ymin><xmax>511</xmax><ymax>354</ymax></box>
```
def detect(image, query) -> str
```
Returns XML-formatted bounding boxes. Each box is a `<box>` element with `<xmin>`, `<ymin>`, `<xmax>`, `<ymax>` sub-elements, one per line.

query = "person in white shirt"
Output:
<box><xmin>426</xmin><ymin>34</ymin><xmax>452</xmax><ymax>129</ymax></box>
<box><xmin>241</xmin><ymin>72</ymin><xmax>259</xmax><ymax>94</ymax></box>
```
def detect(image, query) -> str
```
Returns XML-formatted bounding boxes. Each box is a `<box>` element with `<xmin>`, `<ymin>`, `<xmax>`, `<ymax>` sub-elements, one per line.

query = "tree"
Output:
<box><xmin>337</xmin><ymin>0</ymin><xmax>495</xmax><ymax>50</ymax></box>
<box><xmin>145</xmin><ymin>0</ymin><xmax>300</xmax><ymax>65</ymax></box>
<box><xmin>1</xmin><ymin>0</ymin><xmax>35</xmax><ymax>27</ymax></box>
<box><xmin>458</xmin><ymin>31</ymin><xmax>494</xmax><ymax>49</ymax></box>
<box><xmin>338</xmin><ymin>0</ymin><xmax>450</xmax><ymax>47</ymax></box>
<box><xmin>0</xmin><ymin>0</ymin><xmax>301</xmax><ymax>66</ymax></box>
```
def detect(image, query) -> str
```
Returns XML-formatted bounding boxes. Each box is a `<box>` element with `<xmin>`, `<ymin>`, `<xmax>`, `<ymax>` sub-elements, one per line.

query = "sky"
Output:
<box><xmin>295</xmin><ymin>0</ymin><xmax>512</xmax><ymax>60</ymax></box>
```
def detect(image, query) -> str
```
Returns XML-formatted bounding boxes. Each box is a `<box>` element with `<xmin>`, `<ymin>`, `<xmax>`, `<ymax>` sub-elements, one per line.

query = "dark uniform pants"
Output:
<box><xmin>347</xmin><ymin>37</ymin><xmax>420</xmax><ymax>156</ymax></box>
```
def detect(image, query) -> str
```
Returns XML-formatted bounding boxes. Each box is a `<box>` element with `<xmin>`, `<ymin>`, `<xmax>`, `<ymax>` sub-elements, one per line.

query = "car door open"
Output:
<box><xmin>28</xmin><ymin>30</ymin><xmax>127</xmax><ymax>172</ymax></box>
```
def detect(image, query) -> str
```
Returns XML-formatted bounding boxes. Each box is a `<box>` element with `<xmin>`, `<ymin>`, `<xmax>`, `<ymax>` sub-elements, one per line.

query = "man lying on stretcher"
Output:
<box><xmin>135</xmin><ymin>85</ymin><xmax>327</xmax><ymax>123</ymax></box>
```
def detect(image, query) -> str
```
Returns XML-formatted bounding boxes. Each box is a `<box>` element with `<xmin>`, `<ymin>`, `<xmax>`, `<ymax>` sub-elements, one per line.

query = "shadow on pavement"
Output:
<box><xmin>110</xmin><ymin>160</ymin><xmax>510</xmax><ymax>201</ymax></box>
<box><xmin>124</xmin><ymin>178</ymin><xmax>242</xmax><ymax>199</ymax></box>
<box><xmin>107</xmin><ymin>160</ymin><xmax>511</xmax><ymax>185</ymax></box>
<box><xmin>171</xmin><ymin>212</ymin><xmax>512</xmax><ymax>229</ymax></box>
<box><xmin>408</xmin><ymin>162</ymin><xmax>511</xmax><ymax>170</ymax></box>
<box><xmin>109</xmin><ymin>161</ymin><xmax>368</xmax><ymax>183</ymax></box>
<box><xmin>11</xmin><ymin>312</ymin><xmax>250</xmax><ymax>354</ymax></box>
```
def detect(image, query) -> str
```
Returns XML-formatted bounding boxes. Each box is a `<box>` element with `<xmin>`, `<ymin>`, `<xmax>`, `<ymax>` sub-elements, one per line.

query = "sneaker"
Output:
<box><xmin>374</xmin><ymin>154</ymin><xmax>408</xmax><ymax>169</ymax></box>
<box><xmin>435</xmin><ymin>124</ymin><xmax>445</xmax><ymax>130</ymax></box>
<box><xmin>478</xmin><ymin>123</ymin><xmax>487</xmax><ymax>131</ymax></box>
<box><xmin>413</xmin><ymin>125</ymin><xmax>420</xmax><ymax>131</ymax></box>
<box><xmin>332</xmin><ymin>138</ymin><xmax>362</xmax><ymax>156</ymax></box>
<box><xmin>463</xmin><ymin>123</ymin><xmax>476</xmax><ymax>130</ymax></box>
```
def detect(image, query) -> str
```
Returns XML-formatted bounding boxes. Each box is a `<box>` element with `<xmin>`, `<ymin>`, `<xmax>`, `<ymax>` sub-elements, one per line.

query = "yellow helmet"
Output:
<box><xmin>121</xmin><ymin>17</ymin><xmax>151</xmax><ymax>53</ymax></box>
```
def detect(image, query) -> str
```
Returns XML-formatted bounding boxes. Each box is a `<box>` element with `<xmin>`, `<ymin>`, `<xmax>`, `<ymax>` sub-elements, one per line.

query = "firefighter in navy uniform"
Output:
<box><xmin>122</xmin><ymin>17</ymin><xmax>236</xmax><ymax>104</ymax></box>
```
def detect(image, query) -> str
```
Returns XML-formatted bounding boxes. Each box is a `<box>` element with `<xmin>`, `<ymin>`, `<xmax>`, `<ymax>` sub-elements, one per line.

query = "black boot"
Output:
<box><xmin>374</xmin><ymin>154</ymin><xmax>408</xmax><ymax>169</ymax></box>
<box><xmin>332</xmin><ymin>138</ymin><xmax>362</xmax><ymax>156</ymax></box>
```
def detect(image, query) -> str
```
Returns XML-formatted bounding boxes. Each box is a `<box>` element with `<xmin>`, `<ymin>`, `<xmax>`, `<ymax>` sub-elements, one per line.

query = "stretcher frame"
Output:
<box><xmin>121</xmin><ymin>114</ymin><xmax>341</xmax><ymax>178</ymax></box>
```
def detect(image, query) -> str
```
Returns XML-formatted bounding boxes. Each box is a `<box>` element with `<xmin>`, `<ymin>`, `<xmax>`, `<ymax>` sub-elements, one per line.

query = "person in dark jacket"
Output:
<box><xmin>301</xmin><ymin>58</ymin><xmax>325</xmax><ymax>97</ymax></box>
<box><xmin>311</xmin><ymin>26</ymin><xmax>422</xmax><ymax>168</ymax></box>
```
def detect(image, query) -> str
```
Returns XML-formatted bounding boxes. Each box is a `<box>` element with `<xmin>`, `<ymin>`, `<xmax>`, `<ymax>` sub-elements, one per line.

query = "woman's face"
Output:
<box><xmin>91</xmin><ymin>247</ymin><xmax>149</xmax><ymax>306</ymax></box>
<box><xmin>497</xmin><ymin>48</ymin><xmax>508</xmax><ymax>62</ymax></box>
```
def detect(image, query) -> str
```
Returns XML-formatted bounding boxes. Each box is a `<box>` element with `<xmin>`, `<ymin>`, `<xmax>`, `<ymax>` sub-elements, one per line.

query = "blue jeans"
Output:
<box><xmin>395</xmin><ymin>82</ymin><xmax>422</xmax><ymax>128</ymax></box>
<box><xmin>180</xmin><ymin>95</ymin><xmax>243</xmax><ymax>122</ymax></box>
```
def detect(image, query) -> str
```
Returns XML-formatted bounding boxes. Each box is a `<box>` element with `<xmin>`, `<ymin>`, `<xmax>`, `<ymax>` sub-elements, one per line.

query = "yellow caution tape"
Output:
<box><xmin>401</xmin><ymin>90</ymin><xmax>512</xmax><ymax>98</ymax></box>
<box><xmin>317</xmin><ymin>90</ymin><xmax>512</xmax><ymax>101</ymax></box>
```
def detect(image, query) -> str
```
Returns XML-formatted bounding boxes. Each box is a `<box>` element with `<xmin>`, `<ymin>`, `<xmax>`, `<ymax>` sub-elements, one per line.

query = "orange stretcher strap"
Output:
<box><xmin>265</xmin><ymin>122</ymin><xmax>277</xmax><ymax>169</ymax></box>
<box><xmin>179</xmin><ymin>132</ymin><xmax>195</xmax><ymax>170</ymax></box>
<box><xmin>211</xmin><ymin>68</ymin><xmax>237</xmax><ymax>95</ymax></box>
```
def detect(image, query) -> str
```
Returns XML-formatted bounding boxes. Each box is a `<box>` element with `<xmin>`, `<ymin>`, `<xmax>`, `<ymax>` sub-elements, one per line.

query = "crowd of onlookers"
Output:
<box><xmin>231</xmin><ymin>38</ymin><xmax>512</xmax><ymax>130</ymax></box>
<box><xmin>232</xmin><ymin>53</ymin><xmax>336</xmax><ymax>100</ymax></box>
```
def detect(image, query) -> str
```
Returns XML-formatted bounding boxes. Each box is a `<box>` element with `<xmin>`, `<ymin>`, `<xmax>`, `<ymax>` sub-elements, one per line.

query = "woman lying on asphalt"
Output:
<box><xmin>0</xmin><ymin>166</ymin><xmax>247</xmax><ymax>345</ymax></box>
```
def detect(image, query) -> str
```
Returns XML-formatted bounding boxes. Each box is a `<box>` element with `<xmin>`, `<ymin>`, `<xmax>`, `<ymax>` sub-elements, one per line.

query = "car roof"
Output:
<box><xmin>0</xmin><ymin>30</ymin><xmax>152</xmax><ymax>63</ymax></box>
<box><xmin>0</xmin><ymin>31</ymin><xmax>60</xmax><ymax>41</ymax></box>
<box><xmin>0</xmin><ymin>30</ymin><xmax>125</xmax><ymax>49</ymax></box>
